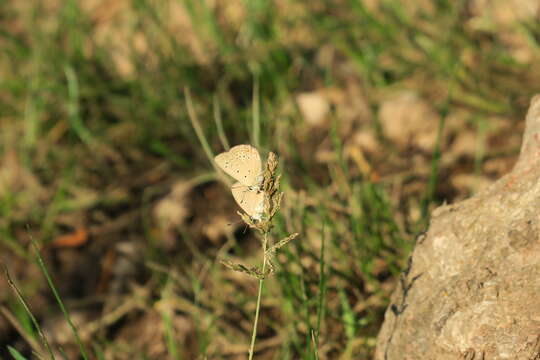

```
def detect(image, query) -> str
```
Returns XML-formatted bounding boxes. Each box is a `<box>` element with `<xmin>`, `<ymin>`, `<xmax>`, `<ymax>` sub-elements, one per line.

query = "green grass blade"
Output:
<box><xmin>251</xmin><ymin>74</ymin><xmax>260</xmax><ymax>148</ymax></box>
<box><xmin>64</xmin><ymin>65</ymin><xmax>93</xmax><ymax>146</ymax></box>
<box><xmin>162</xmin><ymin>312</ymin><xmax>180</xmax><ymax>360</ymax></box>
<box><xmin>184</xmin><ymin>87</ymin><xmax>228</xmax><ymax>186</ymax></box>
<box><xmin>31</xmin><ymin>241</ymin><xmax>90</xmax><ymax>360</ymax></box>
<box><xmin>3</xmin><ymin>264</ymin><xmax>55</xmax><ymax>359</ymax></box>
<box><xmin>339</xmin><ymin>288</ymin><xmax>357</xmax><ymax>341</ymax></box>
<box><xmin>212</xmin><ymin>95</ymin><xmax>230</xmax><ymax>150</ymax></box>
<box><xmin>8</xmin><ymin>346</ymin><xmax>29</xmax><ymax>360</ymax></box>
<box><xmin>315</xmin><ymin>220</ymin><xmax>327</xmax><ymax>341</ymax></box>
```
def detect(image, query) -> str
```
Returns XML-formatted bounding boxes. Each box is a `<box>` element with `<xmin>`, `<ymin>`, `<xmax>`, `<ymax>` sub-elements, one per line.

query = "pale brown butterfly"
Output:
<box><xmin>215</xmin><ymin>144</ymin><xmax>264</xmax><ymax>220</ymax></box>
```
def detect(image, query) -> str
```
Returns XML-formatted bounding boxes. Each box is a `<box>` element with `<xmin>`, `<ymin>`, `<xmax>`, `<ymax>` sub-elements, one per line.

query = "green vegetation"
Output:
<box><xmin>1</xmin><ymin>0</ymin><xmax>540</xmax><ymax>358</ymax></box>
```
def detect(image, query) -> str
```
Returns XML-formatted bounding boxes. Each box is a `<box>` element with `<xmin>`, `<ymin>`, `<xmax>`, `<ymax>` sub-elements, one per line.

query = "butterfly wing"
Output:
<box><xmin>231</xmin><ymin>183</ymin><xmax>264</xmax><ymax>220</ymax></box>
<box><xmin>215</xmin><ymin>144</ymin><xmax>262</xmax><ymax>187</ymax></box>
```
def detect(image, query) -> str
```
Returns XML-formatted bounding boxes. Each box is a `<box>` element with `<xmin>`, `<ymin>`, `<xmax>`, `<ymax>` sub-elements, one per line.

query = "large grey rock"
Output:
<box><xmin>375</xmin><ymin>95</ymin><xmax>540</xmax><ymax>359</ymax></box>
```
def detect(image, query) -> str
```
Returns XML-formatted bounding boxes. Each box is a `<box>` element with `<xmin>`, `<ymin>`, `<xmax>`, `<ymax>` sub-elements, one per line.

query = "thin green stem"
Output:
<box><xmin>3</xmin><ymin>264</ymin><xmax>55</xmax><ymax>359</ymax></box>
<box><xmin>32</xmin><ymin>242</ymin><xmax>90</xmax><ymax>360</ymax></box>
<box><xmin>248</xmin><ymin>232</ymin><xmax>268</xmax><ymax>360</ymax></box>
<box><xmin>184</xmin><ymin>87</ymin><xmax>214</xmax><ymax>166</ymax></box>
<box><xmin>212</xmin><ymin>95</ymin><xmax>230</xmax><ymax>150</ymax></box>
<box><xmin>252</xmin><ymin>74</ymin><xmax>260</xmax><ymax>149</ymax></box>
<box><xmin>185</xmin><ymin>87</ymin><xmax>231</xmax><ymax>187</ymax></box>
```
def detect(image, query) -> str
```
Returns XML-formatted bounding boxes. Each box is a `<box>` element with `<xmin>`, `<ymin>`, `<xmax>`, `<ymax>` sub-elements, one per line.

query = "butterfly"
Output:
<box><xmin>214</xmin><ymin>144</ymin><xmax>265</xmax><ymax>221</ymax></box>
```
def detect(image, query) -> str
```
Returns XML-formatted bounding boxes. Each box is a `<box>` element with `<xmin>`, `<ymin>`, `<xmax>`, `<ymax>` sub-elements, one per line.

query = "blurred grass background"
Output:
<box><xmin>1</xmin><ymin>0</ymin><xmax>540</xmax><ymax>358</ymax></box>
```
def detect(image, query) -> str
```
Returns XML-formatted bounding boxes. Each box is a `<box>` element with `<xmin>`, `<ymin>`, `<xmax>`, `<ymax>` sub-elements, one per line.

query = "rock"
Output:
<box><xmin>378</xmin><ymin>92</ymin><xmax>440</xmax><ymax>152</ymax></box>
<box><xmin>375</xmin><ymin>95</ymin><xmax>540</xmax><ymax>359</ymax></box>
<box><xmin>296</xmin><ymin>91</ymin><xmax>330</xmax><ymax>127</ymax></box>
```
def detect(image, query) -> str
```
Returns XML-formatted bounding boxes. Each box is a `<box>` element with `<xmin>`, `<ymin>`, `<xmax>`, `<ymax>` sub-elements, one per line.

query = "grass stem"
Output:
<box><xmin>2</xmin><ymin>264</ymin><xmax>55</xmax><ymax>359</ymax></box>
<box><xmin>248</xmin><ymin>232</ymin><xmax>268</xmax><ymax>360</ymax></box>
<box><xmin>252</xmin><ymin>75</ymin><xmax>260</xmax><ymax>149</ymax></box>
<box><xmin>2</xmin><ymin>264</ymin><xmax>54</xmax><ymax>360</ymax></box>
<box><xmin>213</xmin><ymin>95</ymin><xmax>230</xmax><ymax>150</ymax></box>
<box><xmin>185</xmin><ymin>87</ymin><xmax>231</xmax><ymax>187</ymax></box>
<box><xmin>31</xmin><ymin>241</ymin><xmax>90</xmax><ymax>360</ymax></box>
